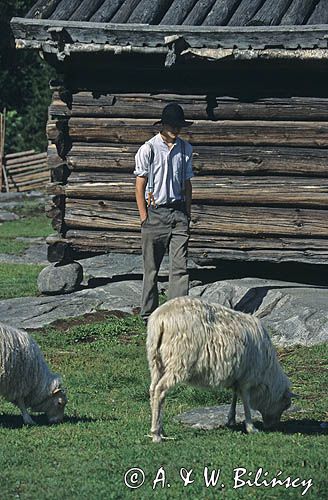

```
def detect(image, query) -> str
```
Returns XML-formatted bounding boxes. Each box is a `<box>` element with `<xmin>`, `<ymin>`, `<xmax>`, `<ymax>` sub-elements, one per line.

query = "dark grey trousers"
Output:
<box><xmin>140</xmin><ymin>205</ymin><xmax>190</xmax><ymax>320</ymax></box>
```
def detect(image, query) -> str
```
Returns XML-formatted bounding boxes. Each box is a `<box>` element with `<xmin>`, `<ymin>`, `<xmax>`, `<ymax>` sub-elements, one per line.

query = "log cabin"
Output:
<box><xmin>11</xmin><ymin>0</ymin><xmax>328</xmax><ymax>271</ymax></box>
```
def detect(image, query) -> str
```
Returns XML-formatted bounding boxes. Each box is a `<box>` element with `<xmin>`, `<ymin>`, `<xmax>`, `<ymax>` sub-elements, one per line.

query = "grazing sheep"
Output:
<box><xmin>0</xmin><ymin>322</ymin><xmax>67</xmax><ymax>425</ymax></box>
<box><xmin>147</xmin><ymin>297</ymin><xmax>294</xmax><ymax>442</ymax></box>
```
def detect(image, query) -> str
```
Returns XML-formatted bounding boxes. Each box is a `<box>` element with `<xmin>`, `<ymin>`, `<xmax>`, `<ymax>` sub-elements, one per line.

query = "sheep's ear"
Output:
<box><xmin>49</xmin><ymin>376</ymin><xmax>61</xmax><ymax>394</ymax></box>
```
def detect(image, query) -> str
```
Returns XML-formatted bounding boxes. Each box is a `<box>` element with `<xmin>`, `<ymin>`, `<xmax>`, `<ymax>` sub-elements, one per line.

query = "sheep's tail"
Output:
<box><xmin>146</xmin><ymin>314</ymin><xmax>165</xmax><ymax>378</ymax></box>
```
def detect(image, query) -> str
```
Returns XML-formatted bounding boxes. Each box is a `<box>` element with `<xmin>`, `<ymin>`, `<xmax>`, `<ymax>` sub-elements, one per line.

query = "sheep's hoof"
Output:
<box><xmin>226</xmin><ymin>418</ymin><xmax>236</xmax><ymax>428</ymax></box>
<box><xmin>245</xmin><ymin>423</ymin><xmax>259</xmax><ymax>434</ymax></box>
<box><xmin>145</xmin><ymin>434</ymin><xmax>175</xmax><ymax>443</ymax></box>
<box><xmin>145</xmin><ymin>434</ymin><xmax>162</xmax><ymax>443</ymax></box>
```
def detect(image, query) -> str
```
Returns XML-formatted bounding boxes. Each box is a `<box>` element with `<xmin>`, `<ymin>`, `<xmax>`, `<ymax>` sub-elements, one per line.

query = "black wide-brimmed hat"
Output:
<box><xmin>154</xmin><ymin>103</ymin><xmax>193</xmax><ymax>127</ymax></box>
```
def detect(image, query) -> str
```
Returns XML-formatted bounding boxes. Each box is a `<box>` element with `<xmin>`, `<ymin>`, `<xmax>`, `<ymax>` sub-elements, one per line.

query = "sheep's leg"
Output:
<box><xmin>239</xmin><ymin>387</ymin><xmax>259</xmax><ymax>434</ymax></box>
<box><xmin>16</xmin><ymin>399</ymin><xmax>36</xmax><ymax>426</ymax></box>
<box><xmin>226</xmin><ymin>390</ymin><xmax>237</xmax><ymax>427</ymax></box>
<box><xmin>150</xmin><ymin>375</ymin><xmax>175</xmax><ymax>443</ymax></box>
<box><xmin>149</xmin><ymin>368</ymin><xmax>163</xmax><ymax>413</ymax></box>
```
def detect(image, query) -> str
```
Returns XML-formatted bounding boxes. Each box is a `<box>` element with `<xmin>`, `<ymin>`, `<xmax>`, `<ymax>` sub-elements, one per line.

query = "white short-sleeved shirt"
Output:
<box><xmin>134</xmin><ymin>133</ymin><xmax>193</xmax><ymax>206</ymax></box>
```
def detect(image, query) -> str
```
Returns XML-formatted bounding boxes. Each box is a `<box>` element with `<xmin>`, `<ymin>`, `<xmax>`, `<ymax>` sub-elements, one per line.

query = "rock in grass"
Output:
<box><xmin>0</xmin><ymin>211</ymin><xmax>19</xmax><ymax>222</ymax></box>
<box><xmin>38</xmin><ymin>262</ymin><xmax>83</xmax><ymax>295</ymax></box>
<box><xmin>175</xmin><ymin>403</ymin><xmax>300</xmax><ymax>430</ymax></box>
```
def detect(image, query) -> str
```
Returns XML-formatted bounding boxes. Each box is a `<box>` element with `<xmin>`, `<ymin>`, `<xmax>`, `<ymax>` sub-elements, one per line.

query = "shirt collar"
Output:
<box><xmin>157</xmin><ymin>132</ymin><xmax>178</xmax><ymax>148</ymax></box>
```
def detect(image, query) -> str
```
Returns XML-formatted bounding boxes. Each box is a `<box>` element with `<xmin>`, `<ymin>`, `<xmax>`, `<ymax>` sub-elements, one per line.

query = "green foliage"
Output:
<box><xmin>0</xmin><ymin>319</ymin><xmax>327</xmax><ymax>499</ymax></box>
<box><xmin>0</xmin><ymin>0</ymin><xmax>55</xmax><ymax>153</ymax></box>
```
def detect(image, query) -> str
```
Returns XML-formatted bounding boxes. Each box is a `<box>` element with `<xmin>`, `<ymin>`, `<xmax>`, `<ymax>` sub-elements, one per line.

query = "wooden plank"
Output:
<box><xmin>203</xmin><ymin>0</ymin><xmax>242</xmax><ymax>26</ymax></box>
<box><xmin>6</xmin><ymin>161</ymin><xmax>48</xmax><ymax>173</ymax></box>
<box><xmin>11</xmin><ymin>18</ymin><xmax>328</xmax><ymax>50</ymax></box>
<box><xmin>160</xmin><ymin>0</ymin><xmax>198</xmax><ymax>25</ymax></box>
<box><xmin>58</xmin><ymin>229</ymin><xmax>328</xmax><ymax>263</ymax></box>
<box><xmin>65</xmin><ymin>117</ymin><xmax>328</xmax><ymax>146</ymax></box>
<box><xmin>66</xmin><ymin>172</ymin><xmax>328</xmax><ymax>208</ymax></box>
<box><xmin>90</xmin><ymin>0</ymin><xmax>125</xmax><ymax>22</ymax></box>
<box><xmin>47</xmin><ymin>143</ymin><xmax>67</xmax><ymax>169</ymax></box>
<box><xmin>183</xmin><ymin>0</ymin><xmax>217</xmax><ymax>25</ymax></box>
<box><xmin>5</xmin><ymin>149</ymin><xmax>35</xmax><ymax>160</ymax></box>
<box><xmin>50</xmin><ymin>0</ymin><xmax>82</xmax><ymax>20</ymax></box>
<box><xmin>15</xmin><ymin>182</ymin><xmax>48</xmax><ymax>193</ymax></box>
<box><xmin>249</xmin><ymin>0</ymin><xmax>293</xmax><ymax>26</ymax></box>
<box><xmin>6</xmin><ymin>152</ymin><xmax>47</xmax><ymax>166</ymax></box>
<box><xmin>66</xmin><ymin>144</ymin><xmax>328</xmax><ymax>176</ymax></box>
<box><xmin>186</xmin><ymin>247</ymin><xmax>328</xmax><ymax>264</ymax></box>
<box><xmin>0</xmin><ymin>112</ymin><xmax>4</xmax><ymax>192</ymax></box>
<box><xmin>64</xmin><ymin>199</ymin><xmax>328</xmax><ymax>237</ymax></box>
<box><xmin>228</xmin><ymin>0</ymin><xmax>263</xmax><ymax>26</ymax></box>
<box><xmin>128</xmin><ymin>0</ymin><xmax>175</xmax><ymax>24</ymax></box>
<box><xmin>64</xmin><ymin>173</ymin><xmax>328</xmax><ymax>208</ymax></box>
<box><xmin>50</xmin><ymin>93</ymin><xmax>328</xmax><ymax>121</ymax></box>
<box><xmin>70</xmin><ymin>0</ymin><xmax>105</xmax><ymax>22</ymax></box>
<box><xmin>50</xmin><ymin>92</ymin><xmax>206</xmax><ymax>118</ymax></box>
<box><xmin>280</xmin><ymin>0</ymin><xmax>316</xmax><ymax>25</ymax></box>
<box><xmin>8</xmin><ymin>167</ymin><xmax>49</xmax><ymax>182</ymax></box>
<box><xmin>26</xmin><ymin>0</ymin><xmax>61</xmax><ymax>19</ymax></box>
<box><xmin>110</xmin><ymin>0</ymin><xmax>142</xmax><ymax>23</ymax></box>
<box><xmin>8</xmin><ymin>171</ymin><xmax>50</xmax><ymax>186</ymax></box>
<box><xmin>7</xmin><ymin>162</ymin><xmax>48</xmax><ymax>175</ymax></box>
<box><xmin>307</xmin><ymin>0</ymin><xmax>328</xmax><ymax>25</ymax></box>
<box><xmin>1</xmin><ymin>112</ymin><xmax>9</xmax><ymax>193</ymax></box>
<box><xmin>46</xmin><ymin>118</ymin><xmax>70</xmax><ymax>159</ymax></box>
<box><xmin>45</xmin><ymin>193</ymin><xmax>65</xmax><ymax>231</ymax></box>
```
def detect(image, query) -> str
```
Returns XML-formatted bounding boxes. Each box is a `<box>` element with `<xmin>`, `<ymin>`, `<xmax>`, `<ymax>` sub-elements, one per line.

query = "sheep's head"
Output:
<box><xmin>260</xmin><ymin>389</ymin><xmax>294</xmax><ymax>429</ymax></box>
<box><xmin>45</xmin><ymin>386</ymin><xmax>67</xmax><ymax>424</ymax></box>
<box><xmin>32</xmin><ymin>377</ymin><xmax>67</xmax><ymax>424</ymax></box>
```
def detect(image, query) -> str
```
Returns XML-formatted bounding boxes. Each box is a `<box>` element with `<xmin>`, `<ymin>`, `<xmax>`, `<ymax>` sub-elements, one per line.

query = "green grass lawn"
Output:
<box><xmin>0</xmin><ymin>315</ymin><xmax>327</xmax><ymax>500</ymax></box>
<box><xmin>0</xmin><ymin>214</ymin><xmax>52</xmax><ymax>254</ymax></box>
<box><xmin>0</xmin><ymin>263</ymin><xmax>45</xmax><ymax>299</ymax></box>
<box><xmin>0</xmin><ymin>201</ymin><xmax>51</xmax><ymax>299</ymax></box>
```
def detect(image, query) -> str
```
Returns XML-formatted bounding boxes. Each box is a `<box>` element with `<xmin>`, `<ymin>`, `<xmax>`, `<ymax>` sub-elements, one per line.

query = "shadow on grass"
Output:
<box><xmin>0</xmin><ymin>413</ymin><xmax>100</xmax><ymax>429</ymax></box>
<box><xmin>209</xmin><ymin>419</ymin><xmax>328</xmax><ymax>437</ymax></box>
<box><xmin>275</xmin><ymin>419</ymin><xmax>328</xmax><ymax>436</ymax></box>
<box><xmin>242</xmin><ymin>419</ymin><xmax>328</xmax><ymax>436</ymax></box>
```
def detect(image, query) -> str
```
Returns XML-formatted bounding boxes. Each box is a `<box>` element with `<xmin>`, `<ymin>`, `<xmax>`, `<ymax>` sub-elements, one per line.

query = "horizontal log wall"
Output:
<box><xmin>46</xmin><ymin>90</ymin><xmax>328</xmax><ymax>264</ymax></box>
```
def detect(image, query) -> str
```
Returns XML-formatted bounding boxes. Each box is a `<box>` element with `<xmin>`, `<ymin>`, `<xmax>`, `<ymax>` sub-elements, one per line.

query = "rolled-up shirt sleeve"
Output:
<box><xmin>185</xmin><ymin>144</ymin><xmax>194</xmax><ymax>180</ymax></box>
<box><xmin>134</xmin><ymin>143</ymin><xmax>151</xmax><ymax>177</ymax></box>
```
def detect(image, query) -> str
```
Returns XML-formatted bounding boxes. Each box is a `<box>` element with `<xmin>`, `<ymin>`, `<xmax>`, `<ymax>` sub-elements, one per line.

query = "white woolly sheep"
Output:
<box><xmin>0</xmin><ymin>322</ymin><xmax>67</xmax><ymax>425</ymax></box>
<box><xmin>147</xmin><ymin>296</ymin><xmax>294</xmax><ymax>442</ymax></box>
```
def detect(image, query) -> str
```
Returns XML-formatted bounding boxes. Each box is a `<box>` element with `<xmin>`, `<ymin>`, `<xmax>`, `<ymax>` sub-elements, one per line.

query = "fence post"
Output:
<box><xmin>0</xmin><ymin>110</ymin><xmax>9</xmax><ymax>192</ymax></box>
<box><xmin>0</xmin><ymin>111</ymin><xmax>3</xmax><ymax>192</ymax></box>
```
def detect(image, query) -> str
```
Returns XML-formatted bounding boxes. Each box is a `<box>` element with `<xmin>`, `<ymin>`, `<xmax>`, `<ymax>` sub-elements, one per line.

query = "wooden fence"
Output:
<box><xmin>0</xmin><ymin>112</ymin><xmax>5</xmax><ymax>192</ymax></box>
<box><xmin>3</xmin><ymin>150</ymin><xmax>49</xmax><ymax>192</ymax></box>
<box><xmin>0</xmin><ymin>111</ymin><xmax>49</xmax><ymax>193</ymax></box>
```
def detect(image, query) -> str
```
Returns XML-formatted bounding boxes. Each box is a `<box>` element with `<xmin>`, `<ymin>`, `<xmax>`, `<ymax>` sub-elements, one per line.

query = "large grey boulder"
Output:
<box><xmin>190</xmin><ymin>278</ymin><xmax>328</xmax><ymax>346</ymax></box>
<box><xmin>80</xmin><ymin>252</ymin><xmax>211</xmax><ymax>282</ymax></box>
<box><xmin>175</xmin><ymin>404</ymin><xmax>301</xmax><ymax>430</ymax></box>
<box><xmin>0</xmin><ymin>280</ymin><xmax>142</xmax><ymax>330</ymax></box>
<box><xmin>37</xmin><ymin>262</ymin><xmax>83</xmax><ymax>295</ymax></box>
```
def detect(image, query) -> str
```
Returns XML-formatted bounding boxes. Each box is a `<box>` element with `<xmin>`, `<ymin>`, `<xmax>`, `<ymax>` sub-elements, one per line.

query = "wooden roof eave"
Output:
<box><xmin>181</xmin><ymin>47</ymin><xmax>328</xmax><ymax>63</ymax></box>
<box><xmin>11</xmin><ymin>17</ymin><xmax>328</xmax><ymax>52</ymax></box>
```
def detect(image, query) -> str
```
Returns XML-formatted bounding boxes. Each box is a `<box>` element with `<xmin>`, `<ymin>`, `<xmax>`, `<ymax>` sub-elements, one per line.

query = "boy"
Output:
<box><xmin>134</xmin><ymin>103</ymin><xmax>194</xmax><ymax>323</ymax></box>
